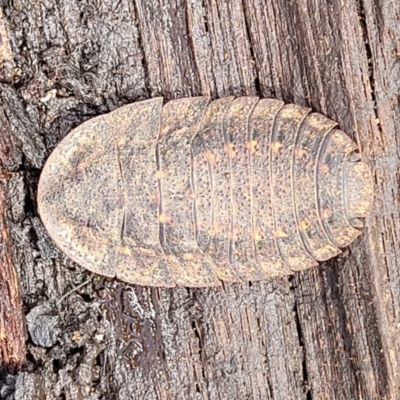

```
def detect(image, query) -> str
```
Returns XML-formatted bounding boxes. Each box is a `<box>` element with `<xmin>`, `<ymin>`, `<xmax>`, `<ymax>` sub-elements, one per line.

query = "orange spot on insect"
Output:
<box><xmin>247</xmin><ymin>140</ymin><xmax>259</xmax><ymax>155</ymax></box>
<box><xmin>321</xmin><ymin>164</ymin><xmax>330</xmax><ymax>174</ymax></box>
<box><xmin>270</xmin><ymin>141</ymin><xmax>283</xmax><ymax>153</ymax></box>
<box><xmin>224</xmin><ymin>142</ymin><xmax>236</xmax><ymax>158</ymax></box>
<box><xmin>252</xmin><ymin>230</ymin><xmax>264</xmax><ymax>241</ymax></box>
<box><xmin>204</xmin><ymin>150</ymin><xmax>217</xmax><ymax>166</ymax></box>
<box><xmin>211</xmin><ymin>223</ymin><xmax>223</xmax><ymax>234</ymax></box>
<box><xmin>182</xmin><ymin>253</ymin><xmax>194</xmax><ymax>261</ymax></box>
<box><xmin>274</xmin><ymin>228</ymin><xmax>288</xmax><ymax>238</ymax></box>
<box><xmin>121</xmin><ymin>246</ymin><xmax>132</xmax><ymax>255</ymax></box>
<box><xmin>156</xmin><ymin>170</ymin><xmax>165</xmax><ymax>179</ymax></box>
<box><xmin>322</xmin><ymin>208</ymin><xmax>332</xmax><ymax>219</ymax></box>
<box><xmin>159</xmin><ymin>213</ymin><xmax>173</xmax><ymax>223</ymax></box>
<box><xmin>294</xmin><ymin>147</ymin><xmax>307</xmax><ymax>159</ymax></box>
<box><xmin>315</xmin><ymin>244</ymin><xmax>339</xmax><ymax>260</ymax></box>
<box><xmin>77</xmin><ymin>159</ymin><xmax>88</xmax><ymax>172</ymax></box>
<box><xmin>298</xmin><ymin>218</ymin><xmax>310</xmax><ymax>231</ymax></box>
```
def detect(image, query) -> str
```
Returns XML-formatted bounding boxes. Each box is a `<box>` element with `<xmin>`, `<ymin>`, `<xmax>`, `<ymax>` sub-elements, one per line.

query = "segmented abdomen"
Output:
<box><xmin>38</xmin><ymin>96</ymin><xmax>373</xmax><ymax>287</ymax></box>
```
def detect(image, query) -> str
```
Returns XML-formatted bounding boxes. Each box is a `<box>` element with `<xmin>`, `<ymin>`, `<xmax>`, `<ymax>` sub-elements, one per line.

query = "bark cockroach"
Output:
<box><xmin>38</xmin><ymin>97</ymin><xmax>373</xmax><ymax>287</ymax></box>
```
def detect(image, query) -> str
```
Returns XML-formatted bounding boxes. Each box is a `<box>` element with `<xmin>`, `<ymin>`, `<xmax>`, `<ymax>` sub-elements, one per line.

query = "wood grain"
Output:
<box><xmin>0</xmin><ymin>112</ymin><xmax>26</xmax><ymax>372</ymax></box>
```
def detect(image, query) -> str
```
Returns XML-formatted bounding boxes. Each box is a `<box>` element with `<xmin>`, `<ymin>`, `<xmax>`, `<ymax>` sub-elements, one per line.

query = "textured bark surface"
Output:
<box><xmin>0</xmin><ymin>7</ymin><xmax>26</xmax><ymax>373</ymax></box>
<box><xmin>0</xmin><ymin>182</ymin><xmax>26</xmax><ymax>372</ymax></box>
<box><xmin>0</xmin><ymin>0</ymin><xmax>399</xmax><ymax>399</ymax></box>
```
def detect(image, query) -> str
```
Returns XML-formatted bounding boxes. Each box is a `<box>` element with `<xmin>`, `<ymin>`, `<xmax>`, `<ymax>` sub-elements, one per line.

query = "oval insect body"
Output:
<box><xmin>37</xmin><ymin>96</ymin><xmax>373</xmax><ymax>287</ymax></box>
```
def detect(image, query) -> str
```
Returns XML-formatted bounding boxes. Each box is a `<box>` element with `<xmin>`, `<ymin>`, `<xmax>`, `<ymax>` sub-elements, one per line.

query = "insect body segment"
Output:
<box><xmin>38</xmin><ymin>97</ymin><xmax>373</xmax><ymax>287</ymax></box>
<box><xmin>292</xmin><ymin>113</ymin><xmax>340</xmax><ymax>262</ymax></box>
<box><xmin>110</xmin><ymin>99</ymin><xmax>175</xmax><ymax>287</ymax></box>
<box><xmin>191</xmin><ymin>97</ymin><xmax>239</xmax><ymax>283</ymax></box>
<box><xmin>157</xmin><ymin>97</ymin><xmax>219</xmax><ymax>287</ymax></box>
<box><xmin>270</xmin><ymin>104</ymin><xmax>319</xmax><ymax>272</ymax></box>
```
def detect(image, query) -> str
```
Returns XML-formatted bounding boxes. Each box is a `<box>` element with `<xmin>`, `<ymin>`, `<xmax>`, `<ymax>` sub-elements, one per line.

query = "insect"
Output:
<box><xmin>38</xmin><ymin>97</ymin><xmax>373</xmax><ymax>287</ymax></box>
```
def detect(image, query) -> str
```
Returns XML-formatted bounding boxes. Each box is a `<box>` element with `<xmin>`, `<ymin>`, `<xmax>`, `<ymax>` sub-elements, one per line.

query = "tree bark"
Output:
<box><xmin>0</xmin><ymin>182</ymin><xmax>26</xmax><ymax>372</ymax></box>
<box><xmin>0</xmin><ymin>7</ymin><xmax>26</xmax><ymax>373</ymax></box>
<box><xmin>0</xmin><ymin>0</ymin><xmax>399</xmax><ymax>399</ymax></box>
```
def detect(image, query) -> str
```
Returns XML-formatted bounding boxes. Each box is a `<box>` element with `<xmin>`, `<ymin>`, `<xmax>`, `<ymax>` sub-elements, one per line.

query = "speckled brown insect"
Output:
<box><xmin>38</xmin><ymin>97</ymin><xmax>373</xmax><ymax>287</ymax></box>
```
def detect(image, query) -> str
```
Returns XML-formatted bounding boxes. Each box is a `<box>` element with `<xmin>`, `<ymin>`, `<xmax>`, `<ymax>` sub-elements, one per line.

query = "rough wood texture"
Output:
<box><xmin>0</xmin><ymin>8</ymin><xmax>26</xmax><ymax>372</ymax></box>
<box><xmin>0</xmin><ymin>182</ymin><xmax>26</xmax><ymax>372</ymax></box>
<box><xmin>0</xmin><ymin>0</ymin><xmax>399</xmax><ymax>399</ymax></box>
